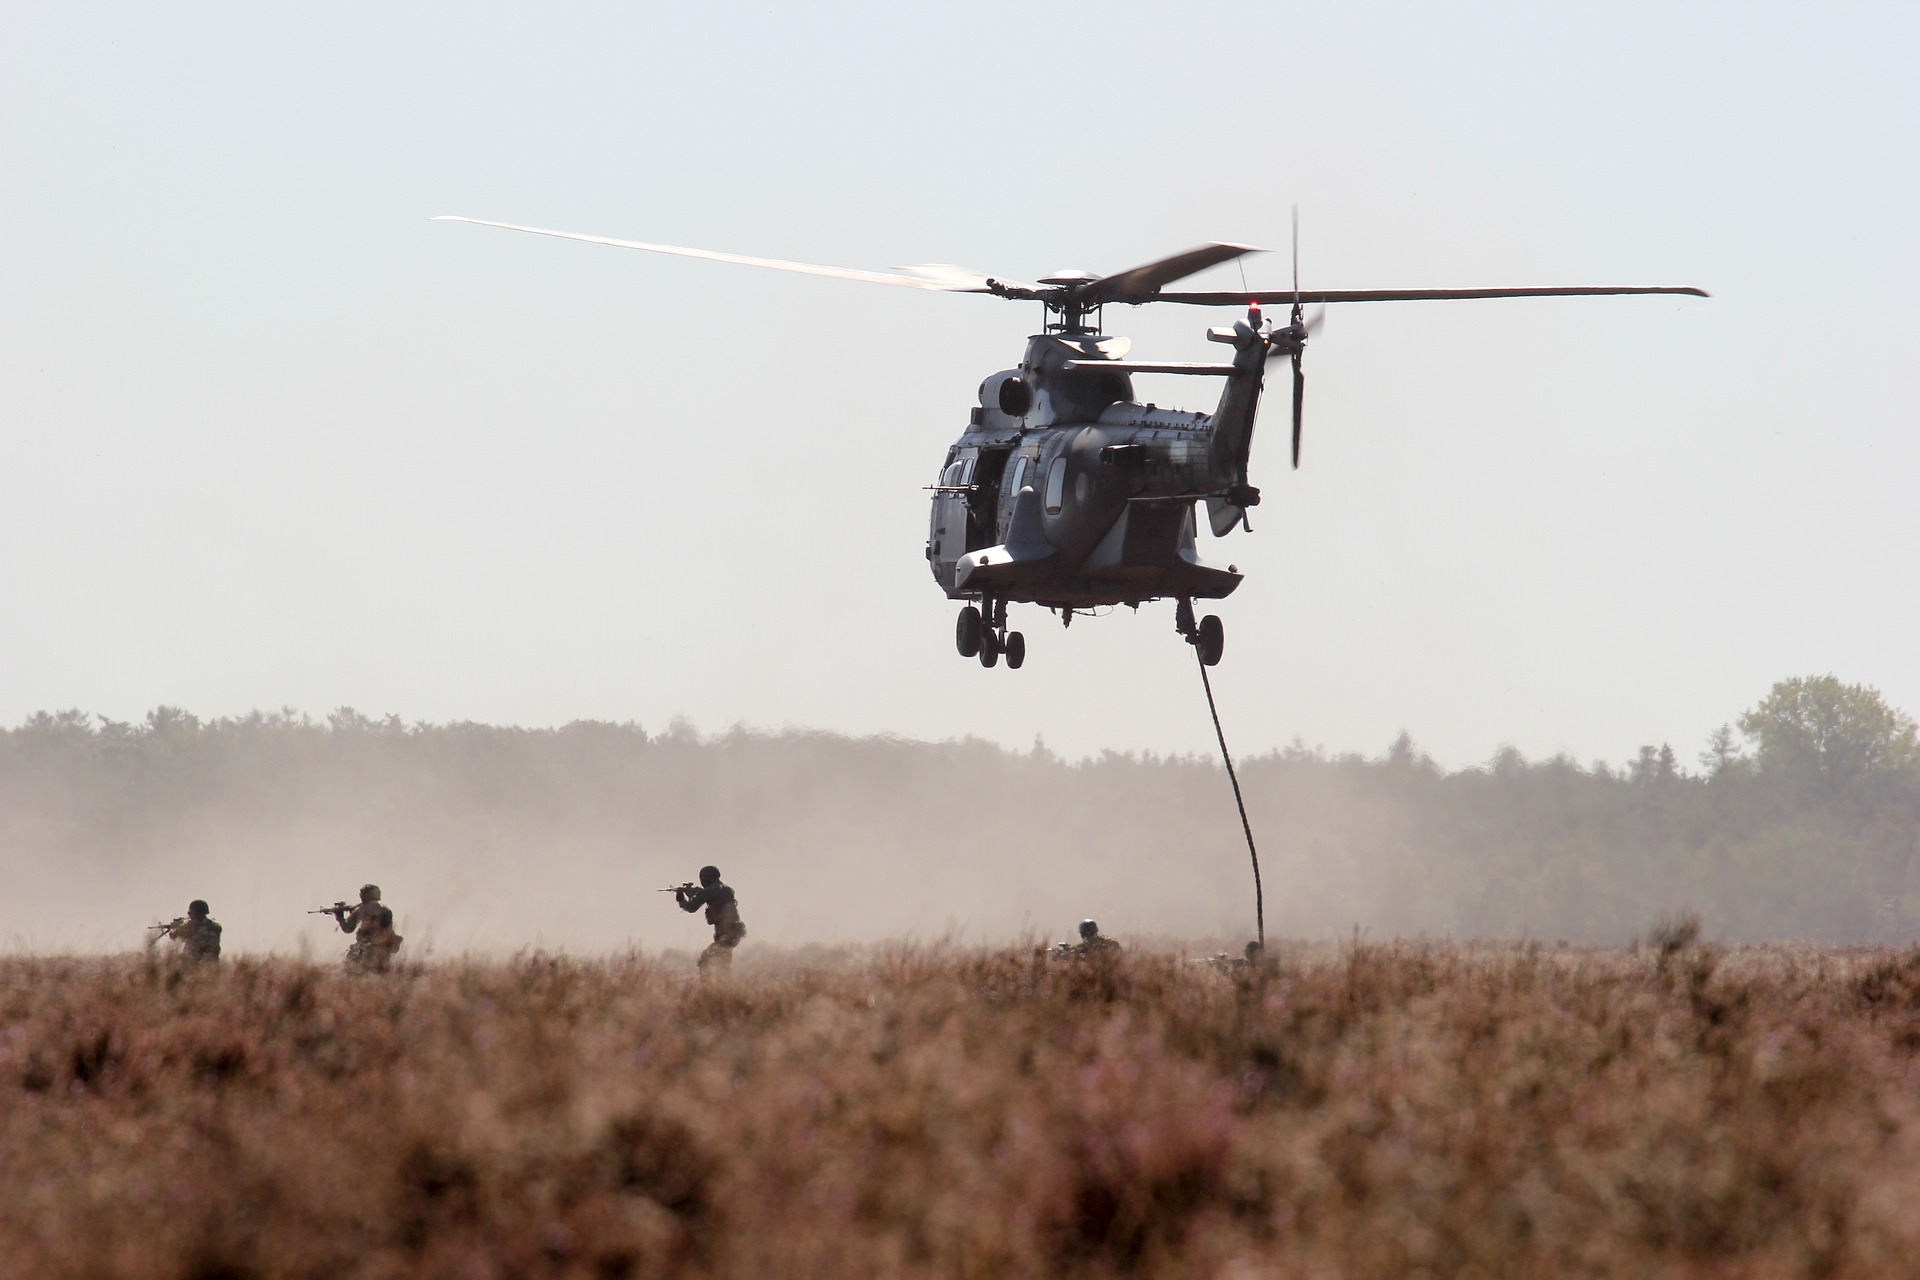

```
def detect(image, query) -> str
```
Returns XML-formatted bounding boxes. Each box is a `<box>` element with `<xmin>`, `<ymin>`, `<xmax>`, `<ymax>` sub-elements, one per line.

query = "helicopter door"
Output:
<box><xmin>966</xmin><ymin>448</ymin><xmax>1012</xmax><ymax>551</ymax></box>
<box><xmin>930</xmin><ymin>456</ymin><xmax>971</xmax><ymax>582</ymax></box>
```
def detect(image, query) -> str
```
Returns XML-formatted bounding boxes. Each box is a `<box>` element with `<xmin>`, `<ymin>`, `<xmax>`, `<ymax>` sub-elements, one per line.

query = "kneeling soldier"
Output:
<box><xmin>154</xmin><ymin>899</ymin><xmax>222</xmax><ymax>963</ymax></box>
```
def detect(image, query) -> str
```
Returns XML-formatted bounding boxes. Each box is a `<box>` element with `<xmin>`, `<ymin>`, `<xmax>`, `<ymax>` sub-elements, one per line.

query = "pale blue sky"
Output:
<box><xmin>3</xmin><ymin>1</ymin><xmax>1916</xmax><ymax>766</ymax></box>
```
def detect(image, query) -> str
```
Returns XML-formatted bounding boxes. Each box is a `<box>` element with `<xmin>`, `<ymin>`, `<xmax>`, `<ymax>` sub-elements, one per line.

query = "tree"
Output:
<box><xmin>1629</xmin><ymin>745</ymin><xmax>1660</xmax><ymax>785</ymax></box>
<box><xmin>1737</xmin><ymin>676</ymin><xmax>1919</xmax><ymax>792</ymax></box>
<box><xmin>1699</xmin><ymin>724</ymin><xmax>1745</xmax><ymax>777</ymax></box>
<box><xmin>1627</xmin><ymin>744</ymin><xmax>1679</xmax><ymax>784</ymax></box>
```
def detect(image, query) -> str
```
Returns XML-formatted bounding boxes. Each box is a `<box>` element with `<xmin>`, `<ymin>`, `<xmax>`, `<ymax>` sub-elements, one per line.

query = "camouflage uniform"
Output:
<box><xmin>676</xmin><ymin>869</ymin><xmax>746</xmax><ymax>975</ymax></box>
<box><xmin>156</xmin><ymin>901</ymin><xmax>221</xmax><ymax>963</ymax></box>
<box><xmin>1073</xmin><ymin>919</ymin><xmax>1121</xmax><ymax>957</ymax></box>
<box><xmin>335</xmin><ymin>887</ymin><xmax>403</xmax><ymax>973</ymax></box>
<box><xmin>174</xmin><ymin>914</ymin><xmax>222</xmax><ymax>963</ymax></box>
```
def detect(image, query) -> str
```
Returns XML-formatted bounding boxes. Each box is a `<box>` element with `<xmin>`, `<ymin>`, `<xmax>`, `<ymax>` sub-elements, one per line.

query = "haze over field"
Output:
<box><xmin>6</xmin><ymin>675</ymin><xmax>1915</xmax><ymax>955</ymax></box>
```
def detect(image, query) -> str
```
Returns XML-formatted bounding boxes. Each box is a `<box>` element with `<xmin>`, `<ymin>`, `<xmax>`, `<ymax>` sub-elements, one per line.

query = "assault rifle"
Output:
<box><xmin>657</xmin><ymin>882</ymin><xmax>697</xmax><ymax>894</ymax></box>
<box><xmin>307</xmin><ymin>900</ymin><xmax>352</xmax><ymax>915</ymax></box>
<box><xmin>149</xmin><ymin>917</ymin><xmax>187</xmax><ymax>940</ymax></box>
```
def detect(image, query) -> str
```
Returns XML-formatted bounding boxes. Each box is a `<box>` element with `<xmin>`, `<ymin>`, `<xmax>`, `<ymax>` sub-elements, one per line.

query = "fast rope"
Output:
<box><xmin>1196</xmin><ymin>651</ymin><xmax>1264</xmax><ymax>949</ymax></box>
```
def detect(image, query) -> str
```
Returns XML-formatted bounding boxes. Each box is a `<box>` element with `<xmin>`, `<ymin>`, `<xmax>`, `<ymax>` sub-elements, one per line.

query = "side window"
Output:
<box><xmin>1043</xmin><ymin>457</ymin><xmax>1067</xmax><ymax>514</ymax></box>
<box><xmin>941</xmin><ymin>462</ymin><xmax>962</xmax><ymax>486</ymax></box>
<box><xmin>1007</xmin><ymin>456</ymin><xmax>1029</xmax><ymax>496</ymax></box>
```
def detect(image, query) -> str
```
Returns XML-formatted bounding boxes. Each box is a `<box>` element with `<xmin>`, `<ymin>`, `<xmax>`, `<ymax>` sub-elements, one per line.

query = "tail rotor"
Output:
<box><xmin>1288</xmin><ymin>206</ymin><xmax>1306</xmax><ymax>469</ymax></box>
<box><xmin>1260</xmin><ymin>206</ymin><xmax>1322</xmax><ymax>469</ymax></box>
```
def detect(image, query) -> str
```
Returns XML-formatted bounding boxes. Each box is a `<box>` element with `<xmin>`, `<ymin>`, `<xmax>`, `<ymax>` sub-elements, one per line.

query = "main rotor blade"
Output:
<box><xmin>433</xmin><ymin>216</ymin><xmax>1040</xmax><ymax>295</ymax></box>
<box><xmin>1079</xmin><ymin>242</ymin><xmax>1264</xmax><ymax>306</ymax></box>
<box><xmin>893</xmin><ymin>263</ymin><xmax>1041</xmax><ymax>294</ymax></box>
<box><xmin>1140</xmin><ymin>284</ymin><xmax>1709</xmax><ymax>306</ymax></box>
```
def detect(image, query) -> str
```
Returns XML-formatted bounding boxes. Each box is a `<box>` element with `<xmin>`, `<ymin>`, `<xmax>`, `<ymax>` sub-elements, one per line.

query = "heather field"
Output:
<box><xmin>4</xmin><ymin>941</ymin><xmax>1920</xmax><ymax>1280</ymax></box>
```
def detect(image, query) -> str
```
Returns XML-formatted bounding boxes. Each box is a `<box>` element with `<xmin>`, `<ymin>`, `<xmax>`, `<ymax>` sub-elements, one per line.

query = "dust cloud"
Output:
<box><xmin>4</xmin><ymin>704</ymin><xmax>1914</xmax><ymax>955</ymax></box>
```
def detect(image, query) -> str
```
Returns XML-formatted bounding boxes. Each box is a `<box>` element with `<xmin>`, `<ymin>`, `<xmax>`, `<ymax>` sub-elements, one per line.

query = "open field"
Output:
<box><xmin>5</xmin><ymin>941</ymin><xmax>1920</xmax><ymax>1279</ymax></box>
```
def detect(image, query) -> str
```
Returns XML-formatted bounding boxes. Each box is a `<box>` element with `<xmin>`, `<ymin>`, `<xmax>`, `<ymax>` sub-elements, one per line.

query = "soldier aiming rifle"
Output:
<box><xmin>150</xmin><ymin>899</ymin><xmax>222</xmax><ymax>963</ymax></box>
<box><xmin>668</xmin><ymin>865</ymin><xmax>746</xmax><ymax>976</ymax></box>
<box><xmin>1192</xmin><ymin>940</ymin><xmax>1267</xmax><ymax>974</ymax></box>
<box><xmin>1049</xmin><ymin>918</ymin><xmax>1121</xmax><ymax>960</ymax></box>
<box><xmin>313</xmin><ymin>883</ymin><xmax>403</xmax><ymax>973</ymax></box>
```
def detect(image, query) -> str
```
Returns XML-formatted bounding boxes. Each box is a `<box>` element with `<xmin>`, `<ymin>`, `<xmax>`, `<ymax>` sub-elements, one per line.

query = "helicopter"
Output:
<box><xmin>436</xmin><ymin>214</ymin><xmax>1704</xmax><ymax>670</ymax></box>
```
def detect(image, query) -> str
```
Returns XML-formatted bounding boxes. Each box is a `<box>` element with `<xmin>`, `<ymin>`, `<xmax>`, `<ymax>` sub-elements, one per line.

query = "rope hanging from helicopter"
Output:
<box><xmin>1195</xmin><ymin>650</ymin><xmax>1265</xmax><ymax>950</ymax></box>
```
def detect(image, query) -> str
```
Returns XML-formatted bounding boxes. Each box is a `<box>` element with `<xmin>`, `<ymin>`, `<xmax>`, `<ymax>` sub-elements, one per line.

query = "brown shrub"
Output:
<box><xmin>1</xmin><ymin>943</ymin><xmax>1917</xmax><ymax>1278</ymax></box>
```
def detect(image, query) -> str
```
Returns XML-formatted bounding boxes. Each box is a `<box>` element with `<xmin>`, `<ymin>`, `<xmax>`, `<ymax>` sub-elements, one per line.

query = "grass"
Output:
<box><xmin>3</xmin><ymin>940</ymin><xmax>1919</xmax><ymax>1279</ymax></box>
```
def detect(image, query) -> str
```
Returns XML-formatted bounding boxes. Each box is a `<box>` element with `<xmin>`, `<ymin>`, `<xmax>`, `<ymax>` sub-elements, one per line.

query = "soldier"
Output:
<box><xmin>1075</xmin><ymin>918</ymin><xmax>1121</xmax><ymax>955</ymax></box>
<box><xmin>1047</xmin><ymin>918</ymin><xmax>1122</xmax><ymax>960</ymax></box>
<box><xmin>1195</xmin><ymin>940</ymin><xmax>1265</xmax><ymax>974</ymax></box>
<box><xmin>673</xmin><ymin>865</ymin><xmax>746</xmax><ymax>975</ymax></box>
<box><xmin>329</xmin><ymin>883</ymin><xmax>404</xmax><ymax>973</ymax></box>
<box><xmin>154</xmin><ymin>899</ymin><xmax>222</xmax><ymax>963</ymax></box>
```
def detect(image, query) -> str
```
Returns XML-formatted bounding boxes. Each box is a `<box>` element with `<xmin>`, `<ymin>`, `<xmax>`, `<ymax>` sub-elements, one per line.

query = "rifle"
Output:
<box><xmin>307</xmin><ymin>900</ymin><xmax>352</xmax><ymax>915</ymax></box>
<box><xmin>657</xmin><ymin>883</ymin><xmax>697</xmax><ymax>894</ymax></box>
<box><xmin>148</xmin><ymin>917</ymin><xmax>186</xmax><ymax>940</ymax></box>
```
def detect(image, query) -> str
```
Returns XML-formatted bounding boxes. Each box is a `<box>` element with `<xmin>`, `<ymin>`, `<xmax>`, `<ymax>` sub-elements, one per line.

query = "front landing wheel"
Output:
<box><xmin>956</xmin><ymin>605</ymin><xmax>983</xmax><ymax>658</ymax></box>
<box><xmin>1197</xmin><ymin>615</ymin><xmax>1224</xmax><ymax>666</ymax></box>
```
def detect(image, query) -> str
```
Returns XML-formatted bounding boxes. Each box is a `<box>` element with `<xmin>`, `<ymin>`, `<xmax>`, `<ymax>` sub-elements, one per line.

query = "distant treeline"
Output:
<box><xmin>3</xmin><ymin>676</ymin><xmax>1916</xmax><ymax>948</ymax></box>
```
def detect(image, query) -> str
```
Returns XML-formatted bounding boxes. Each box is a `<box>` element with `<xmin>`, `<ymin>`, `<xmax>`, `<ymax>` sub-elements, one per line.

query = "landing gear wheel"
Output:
<box><xmin>1197</xmin><ymin>614</ymin><xmax>1225</xmax><ymax>667</ymax></box>
<box><xmin>1004</xmin><ymin>631</ymin><xmax>1026</xmax><ymax>669</ymax></box>
<box><xmin>956</xmin><ymin>605</ymin><xmax>982</xmax><ymax>658</ymax></box>
<box><xmin>978</xmin><ymin>631</ymin><xmax>1000</xmax><ymax>669</ymax></box>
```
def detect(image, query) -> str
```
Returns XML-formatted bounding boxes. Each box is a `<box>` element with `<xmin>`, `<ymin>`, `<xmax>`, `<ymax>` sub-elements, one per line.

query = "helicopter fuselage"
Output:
<box><xmin>927</xmin><ymin>330</ymin><xmax>1260</xmax><ymax>612</ymax></box>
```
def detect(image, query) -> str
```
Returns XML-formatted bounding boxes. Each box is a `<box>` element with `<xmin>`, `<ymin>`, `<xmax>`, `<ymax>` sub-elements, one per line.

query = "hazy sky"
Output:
<box><xmin>3</xmin><ymin>2</ymin><xmax>1916</xmax><ymax>768</ymax></box>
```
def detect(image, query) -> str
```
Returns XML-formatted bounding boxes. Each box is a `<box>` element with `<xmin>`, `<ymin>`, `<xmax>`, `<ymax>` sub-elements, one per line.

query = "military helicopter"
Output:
<box><xmin>437</xmin><ymin>214</ymin><xmax>1704</xmax><ymax>670</ymax></box>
